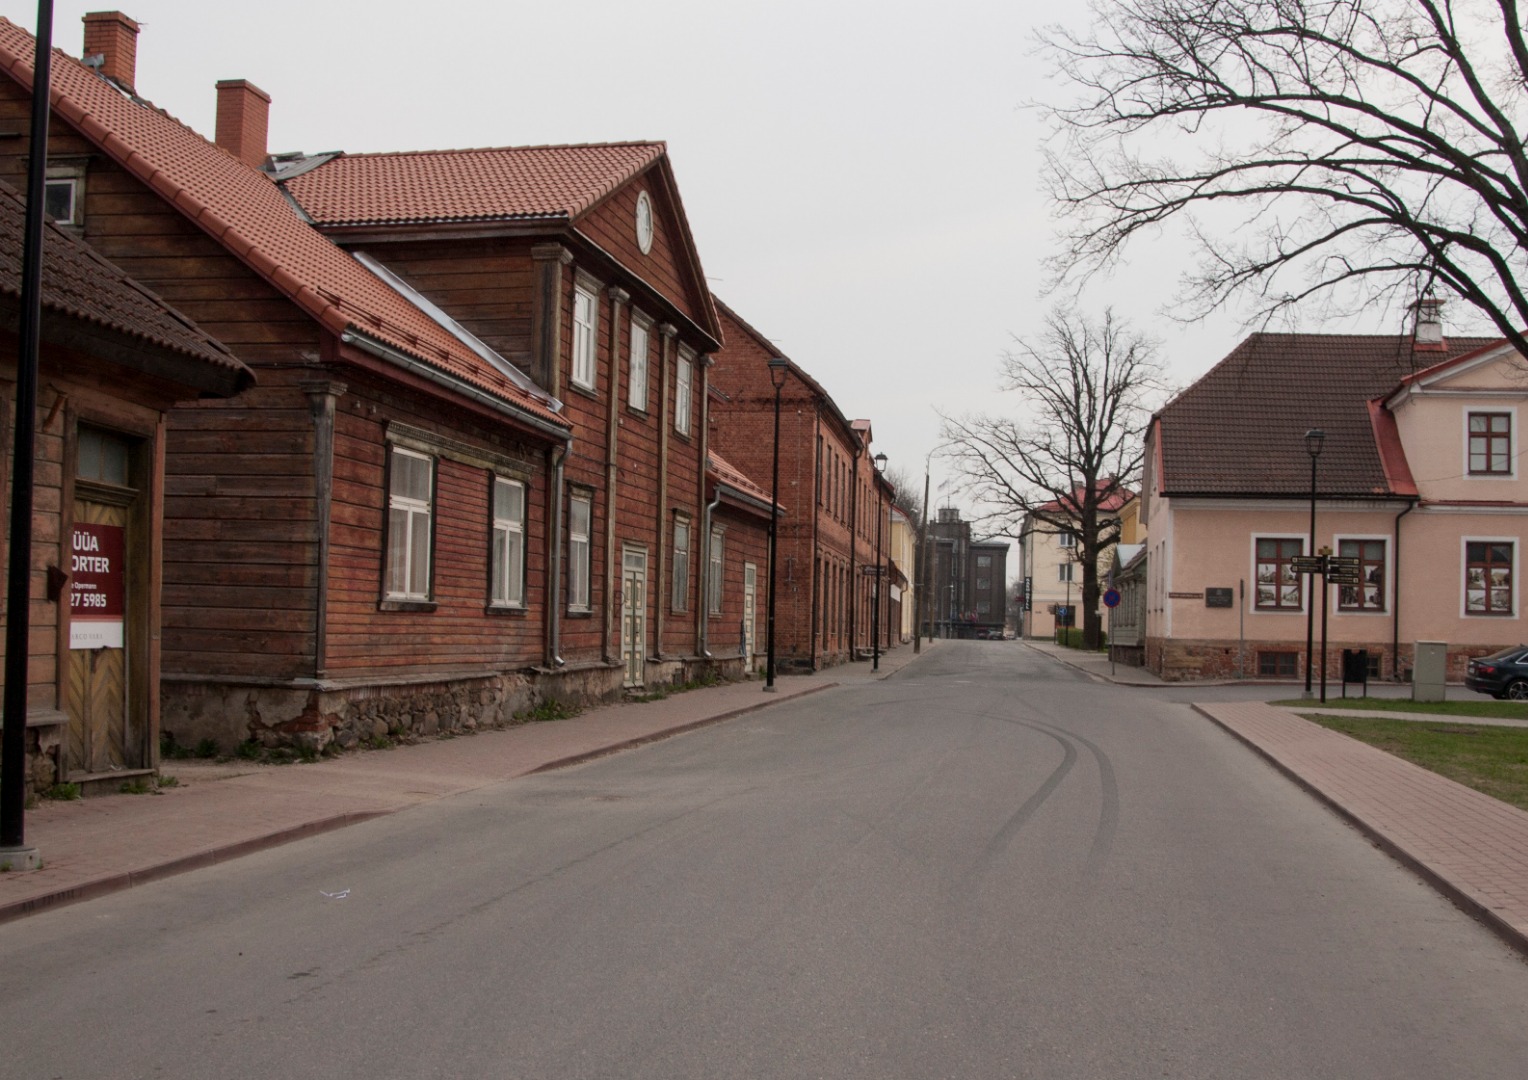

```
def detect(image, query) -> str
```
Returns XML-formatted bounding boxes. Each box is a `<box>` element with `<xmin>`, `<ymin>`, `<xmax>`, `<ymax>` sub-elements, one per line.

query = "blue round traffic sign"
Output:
<box><xmin>1103</xmin><ymin>588</ymin><xmax>1121</xmax><ymax>608</ymax></box>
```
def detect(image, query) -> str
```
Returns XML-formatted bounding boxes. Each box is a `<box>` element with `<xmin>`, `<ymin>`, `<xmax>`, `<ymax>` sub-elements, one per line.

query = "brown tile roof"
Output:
<box><xmin>282</xmin><ymin>144</ymin><xmax>667</xmax><ymax>227</ymax></box>
<box><xmin>0</xmin><ymin>179</ymin><xmax>250</xmax><ymax>391</ymax></box>
<box><xmin>1158</xmin><ymin>333</ymin><xmax>1498</xmax><ymax>497</ymax></box>
<box><xmin>0</xmin><ymin>19</ymin><xmax>566</xmax><ymax>433</ymax></box>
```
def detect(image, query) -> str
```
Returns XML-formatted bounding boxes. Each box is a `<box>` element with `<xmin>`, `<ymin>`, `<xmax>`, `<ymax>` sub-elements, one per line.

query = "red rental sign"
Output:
<box><xmin>70</xmin><ymin>521</ymin><xmax>125</xmax><ymax>649</ymax></box>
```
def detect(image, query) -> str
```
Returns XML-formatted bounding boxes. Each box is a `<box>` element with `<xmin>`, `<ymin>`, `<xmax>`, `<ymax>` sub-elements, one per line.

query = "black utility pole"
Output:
<box><xmin>2</xmin><ymin>1</ymin><xmax>55</xmax><ymax>865</ymax></box>
<box><xmin>871</xmin><ymin>452</ymin><xmax>887</xmax><ymax>670</ymax></box>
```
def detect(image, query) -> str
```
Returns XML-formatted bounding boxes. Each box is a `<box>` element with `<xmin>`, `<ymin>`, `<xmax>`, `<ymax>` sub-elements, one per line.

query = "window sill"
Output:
<box><xmin>569</xmin><ymin>381</ymin><xmax>598</xmax><ymax>399</ymax></box>
<box><xmin>566</xmin><ymin>608</ymin><xmax>594</xmax><ymax>618</ymax></box>
<box><xmin>379</xmin><ymin>599</ymin><xmax>437</xmax><ymax>613</ymax></box>
<box><xmin>486</xmin><ymin>603</ymin><xmax>528</xmax><ymax>616</ymax></box>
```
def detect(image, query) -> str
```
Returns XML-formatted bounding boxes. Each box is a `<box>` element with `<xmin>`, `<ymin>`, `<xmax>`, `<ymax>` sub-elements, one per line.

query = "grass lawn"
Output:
<box><xmin>1270</xmin><ymin>695</ymin><xmax>1528</xmax><ymax>720</ymax></box>
<box><xmin>1301</xmin><ymin>713</ymin><xmax>1528</xmax><ymax>812</ymax></box>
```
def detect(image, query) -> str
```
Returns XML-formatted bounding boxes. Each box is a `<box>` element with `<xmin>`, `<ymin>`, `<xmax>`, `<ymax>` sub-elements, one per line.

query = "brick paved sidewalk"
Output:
<box><xmin>1196</xmin><ymin>701</ymin><xmax>1528</xmax><ymax>956</ymax></box>
<box><xmin>0</xmin><ymin>645</ymin><xmax>931</xmax><ymax>924</ymax></box>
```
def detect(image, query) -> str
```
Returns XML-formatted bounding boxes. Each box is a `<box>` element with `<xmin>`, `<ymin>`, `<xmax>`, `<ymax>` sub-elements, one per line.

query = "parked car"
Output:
<box><xmin>1464</xmin><ymin>646</ymin><xmax>1528</xmax><ymax>699</ymax></box>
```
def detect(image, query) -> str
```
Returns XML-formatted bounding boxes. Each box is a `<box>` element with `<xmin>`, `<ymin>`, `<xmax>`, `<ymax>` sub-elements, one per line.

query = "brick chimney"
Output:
<box><xmin>82</xmin><ymin>11</ymin><xmax>140</xmax><ymax>90</ymax></box>
<box><xmin>215</xmin><ymin>80</ymin><xmax>271</xmax><ymax>170</ymax></box>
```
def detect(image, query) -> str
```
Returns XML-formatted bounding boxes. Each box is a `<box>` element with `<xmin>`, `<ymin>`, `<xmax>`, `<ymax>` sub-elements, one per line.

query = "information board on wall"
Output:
<box><xmin>69</xmin><ymin>522</ymin><xmax>125</xmax><ymax>649</ymax></box>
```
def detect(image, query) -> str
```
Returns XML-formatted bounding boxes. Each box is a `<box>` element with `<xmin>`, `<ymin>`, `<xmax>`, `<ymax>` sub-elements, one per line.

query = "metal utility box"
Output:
<box><xmin>1413</xmin><ymin>641</ymin><xmax>1448</xmax><ymax>703</ymax></box>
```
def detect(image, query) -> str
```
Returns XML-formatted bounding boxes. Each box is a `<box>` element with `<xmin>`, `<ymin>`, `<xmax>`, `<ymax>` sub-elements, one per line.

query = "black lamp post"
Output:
<box><xmin>1304</xmin><ymin>428</ymin><xmax>1325</xmax><ymax>697</ymax></box>
<box><xmin>2</xmin><ymin>1</ymin><xmax>56</xmax><ymax>869</ymax></box>
<box><xmin>765</xmin><ymin>358</ymin><xmax>789</xmax><ymax>691</ymax></box>
<box><xmin>872</xmin><ymin>451</ymin><xmax>887</xmax><ymax>670</ymax></box>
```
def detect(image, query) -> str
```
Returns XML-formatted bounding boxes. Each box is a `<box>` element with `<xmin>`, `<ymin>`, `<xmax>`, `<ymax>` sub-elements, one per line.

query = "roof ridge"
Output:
<box><xmin>333</xmin><ymin>140</ymin><xmax>667</xmax><ymax>160</ymax></box>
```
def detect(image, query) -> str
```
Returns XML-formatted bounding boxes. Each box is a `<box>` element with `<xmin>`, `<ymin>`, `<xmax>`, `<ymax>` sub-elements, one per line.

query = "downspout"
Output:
<box><xmin>603</xmin><ymin>287</ymin><xmax>629</xmax><ymax>665</ymax></box>
<box><xmin>700</xmin><ymin>488</ymin><xmax>722</xmax><ymax>658</ymax></box>
<box><xmin>1392</xmin><ymin>498</ymin><xmax>1417</xmax><ymax>680</ymax></box>
<box><xmin>809</xmin><ymin>404</ymin><xmax>823</xmax><ymax>669</ymax></box>
<box><xmin>695</xmin><ymin>355</ymin><xmax>713</xmax><ymax>659</ymax></box>
<box><xmin>848</xmin><ymin>440</ymin><xmax>862</xmax><ymax>657</ymax></box>
<box><xmin>547</xmin><ymin>444</ymin><xmax>568</xmax><ymax>669</ymax></box>
<box><xmin>302</xmin><ymin>380</ymin><xmax>345</xmax><ymax>680</ymax></box>
<box><xmin>655</xmin><ymin>325</ymin><xmax>677</xmax><ymax>659</ymax></box>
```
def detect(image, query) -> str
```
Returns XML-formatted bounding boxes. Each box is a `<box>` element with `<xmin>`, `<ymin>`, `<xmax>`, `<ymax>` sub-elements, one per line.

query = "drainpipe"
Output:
<box><xmin>700</xmin><ymin>489</ymin><xmax>722</xmax><ymax>657</ymax></box>
<box><xmin>547</xmin><ymin>444</ymin><xmax>568</xmax><ymax>669</ymax></box>
<box><xmin>695</xmin><ymin>355</ymin><xmax>714</xmax><ymax>661</ymax></box>
<box><xmin>603</xmin><ymin>287</ymin><xmax>629</xmax><ymax>666</ymax></box>
<box><xmin>848</xmin><ymin>440</ymin><xmax>862</xmax><ymax>658</ymax></box>
<box><xmin>1392</xmin><ymin>498</ymin><xmax>1417</xmax><ymax>680</ymax></box>
<box><xmin>809</xmin><ymin>404</ymin><xmax>823</xmax><ymax>670</ymax></box>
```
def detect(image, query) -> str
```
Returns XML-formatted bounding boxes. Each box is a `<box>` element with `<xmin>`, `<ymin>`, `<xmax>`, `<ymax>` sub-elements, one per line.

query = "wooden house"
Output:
<box><xmin>0</xmin><ymin>14</ymin><xmax>576</xmax><ymax>752</ymax></box>
<box><xmin>277</xmin><ymin>139</ymin><xmax>742</xmax><ymax>694</ymax></box>
<box><xmin>0</xmin><ymin>180</ymin><xmax>251</xmax><ymax>793</ymax></box>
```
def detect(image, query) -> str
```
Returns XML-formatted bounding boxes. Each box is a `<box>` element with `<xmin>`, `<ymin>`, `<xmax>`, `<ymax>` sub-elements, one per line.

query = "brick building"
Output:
<box><xmin>708</xmin><ymin>301</ymin><xmax>894</xmax><ymax>671</ymax></box>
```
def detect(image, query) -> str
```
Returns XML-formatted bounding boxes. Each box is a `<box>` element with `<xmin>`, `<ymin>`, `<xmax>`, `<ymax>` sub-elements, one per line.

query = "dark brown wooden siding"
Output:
<box><xmin>578</xmin><ymin>175</ymin><xmax>707</xmax><ymax>330</ymax></box>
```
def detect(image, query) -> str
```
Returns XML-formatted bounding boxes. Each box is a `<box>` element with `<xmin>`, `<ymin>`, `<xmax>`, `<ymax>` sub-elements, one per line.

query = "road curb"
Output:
<box><xmin>0</xmin><ymin>810</ymin><xmax>388</xmax><ymax>926</ymax></box>
<box><xmin>528</xmin><ymin>682</ymin><xmax>839</xmax><ymax>774</ymax></box>
<box><xmin>1193</xmin><ymin>704</ymin><xmax>1528</xmax><ymax>960</ymax></box>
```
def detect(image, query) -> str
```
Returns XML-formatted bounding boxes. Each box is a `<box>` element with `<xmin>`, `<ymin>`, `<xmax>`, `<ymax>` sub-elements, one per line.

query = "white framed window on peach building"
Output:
<box><xmin>1334</xmin><ymin>535</ymin><xmax>1389</xmax><ymax>614</ymax></box>
<box><xmin>1252</xmin><ymin>533</ymin><xmax>1308</xmax><ymax>612</ymax></box>
<box><xmin>1464</xmin><ymin>406</ymin><xmax>1517</xmax><ymax>479</ymax></box>
<box><xmin>1462</xmin><ymin>537</ymin><xmax>1517</xmax><ymax>617</ymax></box>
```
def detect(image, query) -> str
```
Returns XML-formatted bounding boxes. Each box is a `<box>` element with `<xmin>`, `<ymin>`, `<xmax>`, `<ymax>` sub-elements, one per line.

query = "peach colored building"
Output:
<box><xmin>1143</xmin><ymin>313</ymin><xmax>1525</xmax><ymax>682</ymax></box>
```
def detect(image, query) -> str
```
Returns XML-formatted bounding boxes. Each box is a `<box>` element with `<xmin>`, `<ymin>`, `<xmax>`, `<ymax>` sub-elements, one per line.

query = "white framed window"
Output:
<box><xmin>675</xmin><ymin>348</ymin><xmax>694</xmax><ymax>436</ymax></box>
<box><xmin>568</xmin><ymin>493</ymin><xmax>592</xmax><ymax>611</ymax></box>
<box><xmin>1463</xmin><ymin>538</ymin><xmax>1516</xmax><ymax>617</ymax></box>
<box><xmin>1058</xmin><ymin>563</ymin><xmax>1074</xmax><ymax>583</ymax></box>
<box><xmin>490</xmin><ymin>476</ymin><xmax>526</xmax><ymax>608</ymax></box>
<box><xmin>1254</xmin><ymin>534</ymin><xmax>1306</xmax><ymax>612</ymax></box>
<box><xmin>629</xmin><ymin>316</ymin><xmax>650</xmax><ymax>412</ymax></box>
<box><xmin>45</xmin><ymin>176</ymin><xmax>79</xmax><ymax>226</ymax></box>
<box><xmin>672</xmin><ymin>516</ymin><xmax>691</xmax><ymax>611</ymax></box>
<box><xmin>1466</xmin><ymin>409</ymin><xmax>1515</xmax><ymax>477</ymax></box>
<box><xmin>1336</xmin><ymin>536</ymin><xmax>1387</xmax><ymax>613</ymax></box>
<box><xmin>708</xmin><ymin>527</ymin><xmax>725</xmax><ymax>614</ymax></box>
<box><xmin>386</xmin><ymin>446</ymin><xmax>434</xmax><ymax>601</ymax></box>
<box><xmin>571</xmin><ymin>281</ymin><xmax>599</xmax><ymax>391</ymax></box>
<box><xmin>1057</xmin><ymin>532</ymin><xmax>1076</xmax><ymax>549</ymax></box>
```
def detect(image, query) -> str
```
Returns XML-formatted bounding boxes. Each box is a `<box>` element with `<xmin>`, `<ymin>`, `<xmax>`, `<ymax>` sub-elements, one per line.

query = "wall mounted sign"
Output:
<box><xmin>69</xmin><ymin>522</ymin><xmax>125</xmax><ymax>649</ymax></box>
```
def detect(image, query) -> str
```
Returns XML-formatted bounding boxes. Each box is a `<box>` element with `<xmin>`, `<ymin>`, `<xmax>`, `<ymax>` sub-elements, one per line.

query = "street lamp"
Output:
<box><xmin>1304</xmin><ymin>428</ymin><xmax>1325</xmax><ymax>697</ymax></box>
<box><xmin>872</xmin><ymin>451</ymin><xmax>887</xmax><ymax>670</ymax></box>
<box><xmin>765</xmin><ymin>357</ymin><xmax>789</xmax><ymax>692</ymax></box>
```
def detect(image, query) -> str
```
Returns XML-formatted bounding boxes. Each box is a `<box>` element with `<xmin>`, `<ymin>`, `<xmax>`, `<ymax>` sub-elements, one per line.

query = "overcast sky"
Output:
<box><xmin>9</xmin><ymin>0</ymin><xmax>1345</xmax><ymax>536</ymax></box>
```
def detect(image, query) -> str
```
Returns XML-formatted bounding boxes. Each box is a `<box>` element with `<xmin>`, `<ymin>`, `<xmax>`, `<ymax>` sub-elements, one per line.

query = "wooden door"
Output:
<box><xmin>622</xmin><ymin>547</ymin><xmax>647</xmax><ymax>688</ymax></box>
<box><xmin>743</xmin><ymin>563</ymin><xmax>757</xmax><ymax>671</ymax></box>
<box><xmin>67</xmin><ymin>500</ymin><xmax>131</xmax><ymax>775</ymax></box>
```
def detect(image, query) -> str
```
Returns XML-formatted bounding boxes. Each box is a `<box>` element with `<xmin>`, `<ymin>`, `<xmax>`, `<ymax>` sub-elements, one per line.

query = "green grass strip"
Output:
<box><xmin>1301</xmin><ymin>714</ymin><xmax>1528</xmax><ymax>812</ymax></box>
<box><xmin>1271</xmin><ymin>696</ymin><xmax>1528</xmax><ymax>719</ymax></box>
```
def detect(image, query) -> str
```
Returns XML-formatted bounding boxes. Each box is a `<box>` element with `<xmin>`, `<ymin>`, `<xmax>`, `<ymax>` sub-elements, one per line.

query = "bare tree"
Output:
<box><xmin>940</xmin><ymin>309</ymin><xmax>1167</xmax><ymax>649</ymax></box>
<box><xmin>1041</xmin><ymin>0</ymin><xmax>1528</xmax><ymax>354</ymax></box>
<box><xmin>880</xmin><ymin>465</ymin><xmax>924</xmax><ymax>525</ymax></box>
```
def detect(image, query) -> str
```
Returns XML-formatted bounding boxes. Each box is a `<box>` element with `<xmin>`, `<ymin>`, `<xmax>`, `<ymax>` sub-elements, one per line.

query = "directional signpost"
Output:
<box><xmin>1294</xmin><ymin>549</ymin><xmax>1355</xmax><ymax>702</ymax></box>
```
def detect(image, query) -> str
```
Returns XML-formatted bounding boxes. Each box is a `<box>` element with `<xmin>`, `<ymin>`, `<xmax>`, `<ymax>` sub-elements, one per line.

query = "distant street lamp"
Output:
<box><xmin>872</xmin><ymin>451</ymin><xmax>887</xmax><ymax>670</ymax></box>
<box><xmin>1304</xmin><ymin>428</ymin><xmax>1325</xmax><ymax>698</ymax></box>
<box><xmin>765</xmin><ymin>357</ymin><xmax>790</xmax><ymax>692</ymax></box>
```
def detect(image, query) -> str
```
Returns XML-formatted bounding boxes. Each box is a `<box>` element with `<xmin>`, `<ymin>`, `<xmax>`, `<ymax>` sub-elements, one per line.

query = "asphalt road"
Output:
<box><xmin>5</xmin><ymin>642</ymin><xmax>1527</xmax><ymax>1079</ymax></box>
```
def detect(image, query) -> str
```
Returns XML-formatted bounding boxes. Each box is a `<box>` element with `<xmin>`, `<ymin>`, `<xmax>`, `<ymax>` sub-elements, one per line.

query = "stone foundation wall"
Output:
<box><xmin>1144</xmin><ymin>636</ymin><xmax>1515</xmax><ymax>683</ymax></box>
<box><xmin>163</xmin><ymin>654</ymin><xmax>757</xmax><ymax>756</ymax></box>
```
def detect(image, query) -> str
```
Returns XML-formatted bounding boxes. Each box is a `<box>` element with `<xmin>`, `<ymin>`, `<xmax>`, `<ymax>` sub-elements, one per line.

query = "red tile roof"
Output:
<box><xmin>282</xmin><ymin>144</ymin><xmax>667</xmax><ymax>227</ymax></box>
<box><xmin>1039</xmin><ymin>483</ymin><xmax>1133</xmax><ymax>515</ymax></box>
<box><xmin>1157</xmin><ymin>333</ymin><xmax>1498</xmax><ymax>497</ymax></box>
<box><xmin>0</xmin><ymin>179</ymin><xmax>250</xmax><ymax>392</ymax></box>
<box><xmin>0</xmin><ymin>18</ymin><xmax>566</xmax><ymax>433</ymax></box>
<box><xmin>709</xmin><ymin>451</ymin><xmax>780</xmax><ymax>517</ymax></box>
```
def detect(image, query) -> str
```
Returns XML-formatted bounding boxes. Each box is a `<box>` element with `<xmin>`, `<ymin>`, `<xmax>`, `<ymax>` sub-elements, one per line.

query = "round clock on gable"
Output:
<box><xmin>635</xmin><ymin>191</ymin><xmax>654</xmax><ymax>254</ymax></box>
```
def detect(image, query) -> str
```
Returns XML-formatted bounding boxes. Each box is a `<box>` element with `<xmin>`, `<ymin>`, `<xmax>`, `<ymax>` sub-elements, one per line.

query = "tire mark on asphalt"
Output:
<box><xmin>1024</xmin><ymin>718</ymin><xmax>1120</xmax><ymax>878</ymax></box>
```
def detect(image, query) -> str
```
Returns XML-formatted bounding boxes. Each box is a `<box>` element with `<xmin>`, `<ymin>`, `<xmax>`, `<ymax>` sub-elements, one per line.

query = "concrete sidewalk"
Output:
<box><xmin>1</xmin><ymin>646</ymin><xmax>929</xmax><ymax>924</ymax></box>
